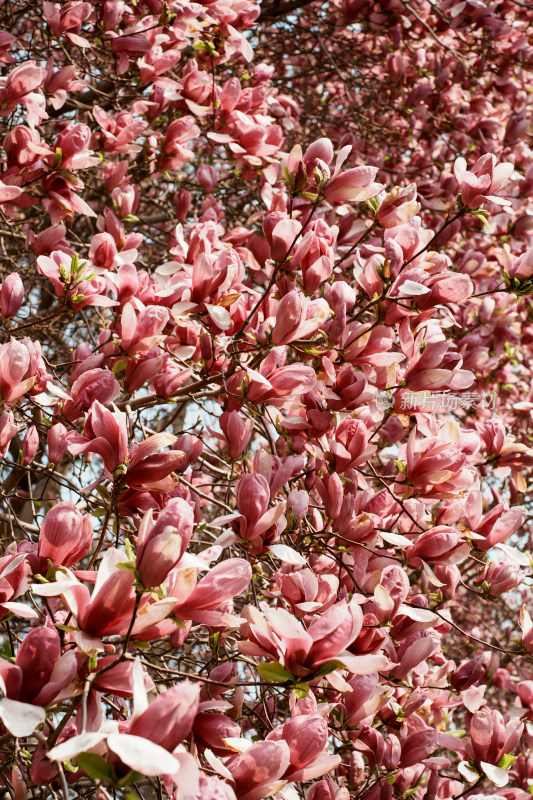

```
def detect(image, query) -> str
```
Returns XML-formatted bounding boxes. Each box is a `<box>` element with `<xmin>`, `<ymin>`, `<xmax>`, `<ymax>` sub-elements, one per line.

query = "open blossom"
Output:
<box><xmin>270</xmin><ymin>292</ymin><xmax>331</xmax><ymax>345</ymax></box>
<box><xmin>239</xmin><ymin>599</ymin><xmax>389</xmax><ymax>678</ymax></box>
<box><xmin>454</xmin><ymin>154</ymin><xmax>514</xmax><ymax>209</ymax></box>
<box><xmin>377</xmin><ymin>184</ymin><xmax>420</xmax><ymax>228</ymax></box>
<box><xmin>324</xmin><ymin>165</ymin><xmax>383</xmax><ymax>204</ymax></box>
<box><xmin>5</xmin><ymin>0</ymin><xmax>533</xmax><ymax>796</ymax></box>
<box><xmin>506</xmin><ymin>246</ymin><xmax>533</xmax><ymax>283</ymax></box>
<box><xmin>0</xmin><ymin>626</ymin><xmax>76</xmax><ymax>707</ymax></box>
<box><xmin>37</xmin><ymin>251</ymin><xmax>117</xmax><ymax>309</ymax></box>
<box><xmin>0</xmin><ymin>338</ymin><xmax>51</xmax><ymax>404</ymax></box>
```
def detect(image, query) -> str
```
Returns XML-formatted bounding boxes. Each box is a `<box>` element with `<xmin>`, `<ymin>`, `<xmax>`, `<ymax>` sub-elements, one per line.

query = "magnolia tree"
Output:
<box><xmin>1</xmin><ymin>0</ymin><xmax>533</xmax><ymax>798</ymax></box>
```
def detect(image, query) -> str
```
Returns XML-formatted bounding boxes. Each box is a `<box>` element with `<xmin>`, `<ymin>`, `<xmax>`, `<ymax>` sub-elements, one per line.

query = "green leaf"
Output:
<box><xmin>117</xmin><ymin>770</ymin><xmax>142</xmax><ymax>788</ymax></box>
<box><xmin>124</xmin><ymin>537</ymin><xmax>135</xmax><ymax>562</ymax></box>
<box><xmin>498</xmin><ymin>753</ymin><xmax>518</xmax><ymax>770</ymax></box>
<box><xmin>112</xmin><ymin>359</ymin><xmax>127</xmax><ymax>374</ymax></box>
<box><xmin>122</xmin><ymin>214</ymin><xmax>139</xmax><ymax>223</ymax></box>
<box><xmin>116</xmin><ymin>561</ymin><xmax>136</xmax><ymax>572</ymax></box>
<box><xmin>91</xmin><ymin>507</ymin><xmax>108</xmax><ymax>517</ymax></box>
<box><xmin>256</xmin><ymin>661</ymin><xmax>294</xmax><ymax>683</ymax></box>
<box><xmin>95</xmin><ymin>485</ymin><xmax>111</xmax><ymax>501</ymax></box>
<box><xmin>75</xmin><ymin>753</ymin><xmax>114</xmax><ymax>782</ymax></box>
<box><xmin>291</xmin><ymin>682</ymin><xmax>310</xmax><ymax>698</ymax></box>
<box><xmin>313</xmin><ymin>660</ymin><xmax>345</xmax><ymax>678</ymax></box>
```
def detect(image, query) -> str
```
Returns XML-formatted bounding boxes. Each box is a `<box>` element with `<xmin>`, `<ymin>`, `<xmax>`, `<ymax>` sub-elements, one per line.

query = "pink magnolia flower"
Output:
<box><xmin>343</xmin><ymin>674</ymin><xmax>393</xmax><ymax>726</ymax></box>
<box><xmin>270</xmin><ymin>292</ymin><xmax>331</xmax><ymax>346</ymax></box>
<box><xmin>264</xmin><ymin>216</ymin><xmax>302</xmax><ymax>262</ymax></box>
<box><xmin>233</xmin><ymin>473</ymin><xmax>285</xmax><ymax>544</ymax></box>
<box><xmin>38</xmin><ymin>502</ymin><xmax>93</xmax><ymax>569</ymax></box>
<box><xmin>0</xmin><ymin>61</ymin><xmax>45</xmax><ymax>114</ymax></box>
<box><xmin>219</xmin><ymin>410</ymin><xmax>253</xmax><ymax>459</ymax></box>
<box><xmin>406</xmin><ymin>526</ymin><xmax>470</xmax><ymax>567</ymax></box>
<box><xmin>125</xmin><ymin>435</ymin><xmax>186</xmax><ymax>491</ymax></box>
<box><xmin>47</xmin><ymin>422</ymin><xmax>68</xmax><ymax>464</ymax></box>
<box><xmin>228</xmin><ymin>349</ymin><xmax>316</xmax><ymax>406</ymax></box>
<box><xmin>159</xmin><ymin>117</ymin><xmax>201</xmax><ymax>171</ymax></box>
<box><xmin>43</xmin><ymin>1</ymin><xmax>92</xmax><ymax>46</ymax></box>
<box><xmin>396</xmin><ymin>427</ymin><xmax>476</xmax><ymax>498</ymax></box>
<box><xmin>37</xmin><ymin>252</ymin><xmax>117</xmax><ymax>310</ymax></box>
<box><xmin>324</xmin><ymin>165</ymin><xmax>383</xmax><ymax>203</ymax></box>
<box><xmin>169</xmin><ymin>558</ymin><xmax>252</xmax><ymax>626</ymax></box>
<box><xmin>54</xmin><ymin>123</ymin><xmax>99</xmax><ymax>170</ymax></box>
<box><xmin>475</xmin><ymin>558</ymin><xmax>524</xmax><ymax>596</ymax></box>
<box><xmin>464</xmin><ymin>707</ymin><xmax>523</xmax><ymax>787</ymax></box>
<box><xmin>47</xmin><ymin>663</ymin><xmax>193</xmax><ymax>777</ymax></box>
<box><xmin>0</xmin><ymin>546</ymin><xmax>32</xmax><ymax>621</ymax></box>
<box><xmin>228</xmin><ymin>740</ymin><xmax>291</xmax><ymax>800</ymax></box>
<box><xmin>66</xmin><ymin>401</ymin><xmax>128</xmax><ymax>473</ymax></box>
<box><xmin>454</xmin><ymin>154</ymin><xmax>514</xmax><ymax>209</ymax></box>
<box><xmin>274</xmin><ymin>569</ymin><xmax>339</xmax><ymax>618</ymax></box>
<box><xmin>329</xmin><ymin>418</ymin><xmax>376</xmax><ymax>472</ymax></box>
<box><xmin>33</xmin><ymin>548</ymin><xmax>176</xmax><ymax>639</ymax></box>
<box><xmin>467</xmin><ymin>495</ymin><xmax>525</xmax><ymax>551</ymax></box>
<box><xmin>239</xmin><ymin>599</ymin><xmax>388</xmax><ymax>678</ymax></box>
<box><xmin>1</xmin><ymin>273</ymin><xmax>24</xmax><ymax>319</ymax></box>
<box><xmin>136</xmin><ymin>498</ymin><xmax>194</xmax><ymax>588</ymax></box>
<box><xmin>197</xmin><ymin>164</ymin><xmax>218</xmax><ymax>193</ymax></box>
<box><xmin>22</xmin><ymin>425</ymin><xmax>39</xmax><ymax>466</ymax></box>
<box><xmin>0</xmin><ymin>625</ymin><xmax>76</xmax><ymax>707</ymax></box>
<box><xmin>267</xmin><ymin>713</ymin><xmax>341</xmax><ymax>782</ymax></box>
<box><xmin>128</xmin><ymin>679</ymin><xmax>200</xmax><ymax>751</ymax></box>
<box><xmin>453</xmin><ymin>653</ymin><xmax>491</xmax><ymax>690</ymax></box>
<box><xmin>506</xmin><ymin>246</ymin><xmax>533</xmax><ymax>283</ymax></box>
<box><xmin>61</xmin><ymin>368</ymin><xmax>120</xmax><ymax>422</ymax></box>
<box><xmin>0</xmin><ymin>339</ymin><xmax>50</xmax><ymax>404</ymax></box>
<box><xmin>111</xmin><ymin>184</ymin><xmax>139</xmax><ymax>218</ymax></box>
<box><xmin>3</xmin><ymin>125</ymin><xmax>42</xmax><ymax>167</ymax></box>
<box><xmin>0</xmin><ymin>411</ymin><xmax>17</xmax><ymax>458</ymax></box>
<box><xmin>119</xmin><ymin>302</ymin><xmax>170</xmax><ymax>355</ymax></box>
<box><xmin>377</xmin><ymin>184</ymin><xmax>420</xmax><ymax>228</ymax></box>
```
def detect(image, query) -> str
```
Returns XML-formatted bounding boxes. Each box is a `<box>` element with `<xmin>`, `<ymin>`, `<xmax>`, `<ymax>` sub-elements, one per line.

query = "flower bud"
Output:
<box><xmin>0</xmin><ymin>410</ymin><xmax>17</xmax><ymax>457</ymax></box>
<box><xmin>22</xmin><ymin>425</ymin><xmax>39</xmax><ymax>465</ymax></box>
<box><xmin>136</xmin><ymin>498</ymin><xmax>194</xmax><ymax>588</ymax></box>
<box><xmin>1</xmin><ymin>273</ymin><xmax>24</xmax><ymax>319</ymax></box>
<box><xmin>38</xmin><ymin>502</ymin><xmax>93</xmax><ymax>568</ymax></box>
<box><xmin>220</xmin><ymin>410</ymin><xmax>253</xmax><ymax>459</ymax></box>
<box><xmin>47</xmin><ymin>422</ymin><xmax>68</xmax><ymax>464</ymax></box>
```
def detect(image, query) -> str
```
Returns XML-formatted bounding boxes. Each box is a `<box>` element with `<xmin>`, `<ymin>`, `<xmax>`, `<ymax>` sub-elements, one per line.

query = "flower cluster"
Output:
<box><xmin>0</xmin><ymin>0</ymin><xmax>533</xmax><ymax>799</ymax></box>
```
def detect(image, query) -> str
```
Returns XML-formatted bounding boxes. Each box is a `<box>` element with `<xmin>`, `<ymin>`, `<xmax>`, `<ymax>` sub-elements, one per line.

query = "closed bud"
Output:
<box><xmin>47</xmin><ymin>422</ymin><xmax>68</xmax><ymax>464</ymax></box>
<box><xmin>22</xmin><ymin>424</ymin><xmax>39</xmax><ymax>465</ymax></box>
<box><xmin>38</xmin><ymin>501</ymin><xmax>93</xmax><ymax>567</ymax></box>
<box><xmin>1</xmin><ymin>273</ymin><xmax>24</xmax><ymax>319</ymax></box>
<box><xmin>0</xmin><ymin>410</ymin><xmax>17</xmax><ymax>457</ymax></box>
<box><xmin>220</xmin><ymin>410</ymin><xmax>253</xmax><ymax>459</ymax></box>
<box><xmin>136</xmin><ymin>498</ymin><xmax>194</xmax><ymax>588</ymax></box>
<box><xmin>174</xmin><ymin>188</ymin><xmax>192</xmax><ymax>220</ymax></box>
